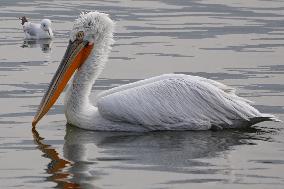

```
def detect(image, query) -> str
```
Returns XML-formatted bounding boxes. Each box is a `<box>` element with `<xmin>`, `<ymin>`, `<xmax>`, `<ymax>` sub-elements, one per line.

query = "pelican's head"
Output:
<box><xmin>70</xmin><ymin>12</ymin><xmax>114</xmax><ymax>45</ymax></box>
<box><xmin>32</xmin><ymin>11</ymin><xmax>114</xmax><ymax>127</ymax></box>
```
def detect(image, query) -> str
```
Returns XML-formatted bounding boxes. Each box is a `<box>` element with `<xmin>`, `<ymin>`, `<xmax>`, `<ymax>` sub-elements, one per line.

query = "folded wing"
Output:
<box><xmin>97</xmin><ymin>74</ymin><xmax>263</xmax><ymax>130</ymax></box>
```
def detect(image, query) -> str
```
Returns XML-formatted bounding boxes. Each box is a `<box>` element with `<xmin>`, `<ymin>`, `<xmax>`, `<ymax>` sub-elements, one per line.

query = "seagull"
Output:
<box><xmin>20</xmin><ymin>16</ymin><xmax>54</xmax><ymax>39</ymax></box>
<box><xmin>32</xmin><ymin>11</ymin><xmax>280</xmax><ymax>131</ymax></box>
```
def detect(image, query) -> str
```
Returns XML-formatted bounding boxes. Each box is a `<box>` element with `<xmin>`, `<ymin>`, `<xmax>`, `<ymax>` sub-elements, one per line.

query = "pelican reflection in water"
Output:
<box><xmin>32</xmin><ymin>127</ymin><xmax>80</xmax><ymax>188</ymax></box>
<box><xmin>21</xmin><ymin>39</ymin><xmax>52</xmax><ymax>53</ymax></box>
<box><xmin>32</xmin><ymin>126</ymin><xmax>273</xmax><ymax>188</ymax></box>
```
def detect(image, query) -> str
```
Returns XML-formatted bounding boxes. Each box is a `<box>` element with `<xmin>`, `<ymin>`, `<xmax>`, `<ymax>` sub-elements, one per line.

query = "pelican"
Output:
<box><xmin>32</xmin><ymin>11</ymin><xmax>280</xmax><ymax>131</ymax></box>
<box><xmin>20</xmin><ymin>16</ymin><xmax>54</xmax><ymax>39</ymax></box>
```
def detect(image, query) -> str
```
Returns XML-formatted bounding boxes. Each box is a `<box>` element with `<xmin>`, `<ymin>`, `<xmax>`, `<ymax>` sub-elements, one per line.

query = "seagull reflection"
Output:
<box><xmin>21</xmin><ymin>39</ymin><xmax>52</xmax><ymax>53</ymax></box>
<box><xmin>32</xmin><ymin>125</ymin><xmax>274</xmax><ymax>188</ymax></box>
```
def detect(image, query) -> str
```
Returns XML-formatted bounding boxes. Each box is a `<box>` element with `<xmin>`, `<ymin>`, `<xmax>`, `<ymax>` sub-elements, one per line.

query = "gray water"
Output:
<box><xmin>0</xmin><ymin>0</ymin><xmax>284</xmax><ymax>188</ymax></box>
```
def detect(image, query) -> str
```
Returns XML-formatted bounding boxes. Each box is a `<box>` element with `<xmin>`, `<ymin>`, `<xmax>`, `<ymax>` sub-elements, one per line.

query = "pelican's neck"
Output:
<box><xmin>65</xmin><ymin>38</ymin><xmax>112</xmax><ymax>111</ymax></box>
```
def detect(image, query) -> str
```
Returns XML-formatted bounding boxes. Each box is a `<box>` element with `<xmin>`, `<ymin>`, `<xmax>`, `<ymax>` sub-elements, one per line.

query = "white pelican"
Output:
<box><xmin>20</xmin><ymin>16</ymin><xmax>54</xmax><ymax>39</ymax></box>
<box><xmin>32</xmin><ymin>11</ymin><xmax>279</xmax><ymax>131</ymax></box>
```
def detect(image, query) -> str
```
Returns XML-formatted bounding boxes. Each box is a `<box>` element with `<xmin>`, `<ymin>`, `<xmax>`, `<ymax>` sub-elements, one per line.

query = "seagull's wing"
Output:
<box><xmin>97</xmin><ymin>74</ymin><xmax>262</xmax><ymax>130</ymax></box>
<box><xmin>23</xmin><ymin>22</ymin><xmax>38</xmax><ymax>37</ymax></box>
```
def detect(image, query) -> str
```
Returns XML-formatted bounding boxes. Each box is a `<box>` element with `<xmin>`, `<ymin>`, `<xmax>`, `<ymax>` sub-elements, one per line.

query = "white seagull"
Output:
<box><xmin>32</xmin><ymin>12</ymin><xmax>280</xmax><ymax>131</ymax></box>
<box><xmin>20</xmin><ymin>16</ymin><xmax>54</xmax><ymax>39</ymax></box>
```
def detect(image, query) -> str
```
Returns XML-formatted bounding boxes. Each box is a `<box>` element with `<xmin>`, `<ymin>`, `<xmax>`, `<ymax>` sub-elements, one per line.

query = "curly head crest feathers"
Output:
<box><xmin>69</xmin><ymin>11</ymin><xmax>115</xmax><ymax>45</ymax></box>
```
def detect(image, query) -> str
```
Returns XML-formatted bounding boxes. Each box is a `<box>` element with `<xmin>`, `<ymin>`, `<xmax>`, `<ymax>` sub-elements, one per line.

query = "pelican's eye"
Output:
<box><xmin>76</xmin><ymin>31</ymin><xmax>84</xmax><ymax>40</ymax></box>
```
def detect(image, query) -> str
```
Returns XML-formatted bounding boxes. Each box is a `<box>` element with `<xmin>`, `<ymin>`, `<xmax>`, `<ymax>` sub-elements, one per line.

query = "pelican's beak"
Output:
<box><xmin>32</xmin><ymin>39</ymin><xmax>94</xmax><ymax>127</ymax></box>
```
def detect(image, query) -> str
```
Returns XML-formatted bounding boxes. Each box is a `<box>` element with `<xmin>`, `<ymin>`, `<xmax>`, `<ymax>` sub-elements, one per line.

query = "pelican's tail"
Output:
<box><xmin>250</xmin><ymin>114</ymin><xmax>282</xmax><ymax>125</ymax></box>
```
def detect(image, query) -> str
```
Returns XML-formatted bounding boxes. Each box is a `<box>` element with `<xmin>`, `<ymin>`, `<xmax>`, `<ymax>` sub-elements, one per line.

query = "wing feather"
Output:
<box><xmin>97</xmin><ymin>74</ymin><xmax>243</xmax><ymax>99</ymax></box>
<box><xmin>97</xmin><ymin>74</ymin><xmax>261</xmax><ymax>130</ymax></box>
<box><xmin>23</xmin><ymin>22</ymin><xmax>38</xmax><ymax>37</ymax></box>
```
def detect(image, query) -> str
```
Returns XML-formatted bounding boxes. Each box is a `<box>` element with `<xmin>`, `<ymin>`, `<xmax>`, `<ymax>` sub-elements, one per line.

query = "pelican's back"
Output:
<box><xmin>97</xmin><ymin>74</ymin><xmax>271</xmax><ymax>130</ymax></box>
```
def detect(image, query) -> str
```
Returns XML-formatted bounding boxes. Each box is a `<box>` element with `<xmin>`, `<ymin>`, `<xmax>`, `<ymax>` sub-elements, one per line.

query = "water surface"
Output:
<box><xmin>0</xmin><ymin>0</ymin><xmax>283</xmax><ymax>188</ymax></box>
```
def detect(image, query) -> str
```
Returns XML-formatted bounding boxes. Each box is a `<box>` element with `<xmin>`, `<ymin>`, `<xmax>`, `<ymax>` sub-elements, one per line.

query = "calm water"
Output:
<box><xmin>0</xmin><ymin>0</ymin><xmax>284</xmax><ymax>188</ymax></box>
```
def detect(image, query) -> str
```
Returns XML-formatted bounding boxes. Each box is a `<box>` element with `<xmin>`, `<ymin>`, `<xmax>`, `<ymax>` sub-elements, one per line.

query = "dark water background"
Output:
<box><xmin>0</xmin><ymin>0</ymin><xmax>283</xmax><ymax>188</ymax></box>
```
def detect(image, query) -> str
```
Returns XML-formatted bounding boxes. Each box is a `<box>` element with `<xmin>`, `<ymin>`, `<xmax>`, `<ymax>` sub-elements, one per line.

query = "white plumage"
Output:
<box><xmin>97</xmin><ymin>74</ymin><xmax>257</xmax><ymax>129</ymax></box>
<box><xmin>59</xmin><ymin>12</ymin><xmax>279</xmax><ymax>131</ymax></box>
<box><xmin>20</xmin><ymin>17</ymin><xmax>54</xmax><ymax>39</ymax></box>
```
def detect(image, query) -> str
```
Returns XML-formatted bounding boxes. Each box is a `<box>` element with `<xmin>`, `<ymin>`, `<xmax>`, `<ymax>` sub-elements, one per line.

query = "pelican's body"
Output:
<box><xmin>20</xmin><ymin>17</ymin><xmax>53</xmax><ymax>39</ymax></box>
<box><xmin>33</xmin><ymin>12</ymin><xmax>279</xmax><ymax>131</ymax></box>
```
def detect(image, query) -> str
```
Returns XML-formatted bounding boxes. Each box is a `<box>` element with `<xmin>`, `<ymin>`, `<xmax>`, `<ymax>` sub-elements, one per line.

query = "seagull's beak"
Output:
<box><xmin>47</xmin><ymin>30</ymin><xmax>51</xmax><ymax>36</ymax></box>
<box><xmin>32</xmin><ymin>39</ymin><xmax>94</xmax><ymax>127</ymax></box>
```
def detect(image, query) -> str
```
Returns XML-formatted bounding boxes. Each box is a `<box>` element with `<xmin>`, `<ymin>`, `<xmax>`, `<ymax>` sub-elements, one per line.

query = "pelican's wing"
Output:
<box><xmin>97</xmin><ymin>74</ymin><xmax>243</xmax><ymax>100</ymax></box>
<box><xmin>97</xmin><ymin>74</ymin><xmax>176</xmax><ymax>99</ymax></box>
<box><xmin>97</xmin><ymin>74</ymin><xmax>262</xmax><ymax>130</ymax></box>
